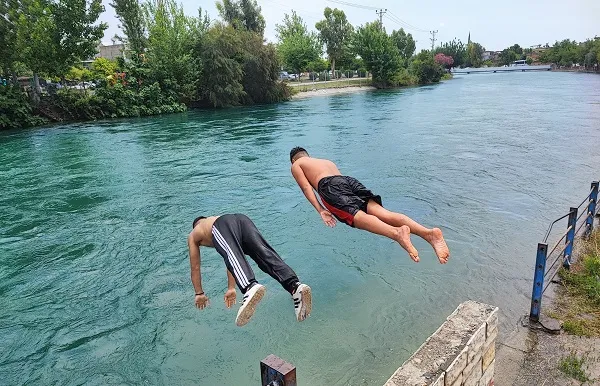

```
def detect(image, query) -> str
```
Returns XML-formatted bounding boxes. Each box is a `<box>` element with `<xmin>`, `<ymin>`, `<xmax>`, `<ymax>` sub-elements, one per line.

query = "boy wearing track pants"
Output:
<box><xmin>187</xmin><ymin>214</ymin><xmax>312</xmax><ymax>326</ymax></box>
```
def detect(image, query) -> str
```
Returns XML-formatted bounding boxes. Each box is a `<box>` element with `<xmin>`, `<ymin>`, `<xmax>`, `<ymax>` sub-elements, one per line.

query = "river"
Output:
<box><xmin>1</xmin><ymin>71</ymin><xmax>599</xmax><ymax>385</ymax></box>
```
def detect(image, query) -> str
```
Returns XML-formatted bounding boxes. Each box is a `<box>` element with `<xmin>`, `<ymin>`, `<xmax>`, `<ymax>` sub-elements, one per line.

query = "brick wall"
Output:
<box><xmin>384</xmin><ymin>301</ymin><xmax>498</xmax><ymax>386</ymax></box>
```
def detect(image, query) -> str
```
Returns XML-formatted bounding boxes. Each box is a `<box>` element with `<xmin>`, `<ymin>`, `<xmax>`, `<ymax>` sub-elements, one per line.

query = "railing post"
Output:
<box><xmin>586</xmin><ymin>181</ymin><xmax>599</xmax><ymax>236</ymax></box>
<box><xmin>563</xmin><ymin>207</ymin><xmax>577</xmax><ymax>269</ymax></box>
<box><xmin>261</xmin><ymin>354</ymin><xmax>296</xmax><ymax>386</ymax></box>
<box><xmin>530</xmin><ymin>243</ymin><xmax>548</xmax><ymax>322</ymax></box>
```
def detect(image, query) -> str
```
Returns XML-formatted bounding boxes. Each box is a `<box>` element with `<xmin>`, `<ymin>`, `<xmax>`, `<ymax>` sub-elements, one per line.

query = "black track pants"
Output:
<box><xmin>211</xmin><ymin>214</ymin><xmax>299</xmax><ymax>294</ymax></box>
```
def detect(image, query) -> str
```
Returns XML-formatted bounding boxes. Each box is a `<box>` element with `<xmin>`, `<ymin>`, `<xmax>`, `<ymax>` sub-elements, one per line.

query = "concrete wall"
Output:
<box><xmin>385</xmin><ymin>301</ymin><xmax>498</xmax><ymax>386</ymax></box>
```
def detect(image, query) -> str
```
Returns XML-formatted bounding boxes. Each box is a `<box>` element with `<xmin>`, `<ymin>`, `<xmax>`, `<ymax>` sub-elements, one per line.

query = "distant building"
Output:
<box><xmin>96</xmin><ymin>43</ymin><xmax>125</xmax><ymax>60</ymax></box>
<box><xmin>82</xmin><ymin>43</ymin><xmax>126</xmax><ymax>68</ymax></box>
<box><xmin>482</xmin><ymin>51</ymin><xmax>499</xmax><ymax>62</ymax></box>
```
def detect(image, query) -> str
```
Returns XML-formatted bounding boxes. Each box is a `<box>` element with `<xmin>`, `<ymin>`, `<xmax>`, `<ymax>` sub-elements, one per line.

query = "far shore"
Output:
<box><xmin>291</xmin><ymin>85</ymin><xmax>377</xmax><ymax>99</ymax></box>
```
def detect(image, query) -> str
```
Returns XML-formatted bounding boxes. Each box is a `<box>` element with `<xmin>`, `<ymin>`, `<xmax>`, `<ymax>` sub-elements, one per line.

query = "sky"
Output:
<box><xmin>99</xmin><ymin>0</ymin><xmax>599</xmax><ymax>52</ymax></box>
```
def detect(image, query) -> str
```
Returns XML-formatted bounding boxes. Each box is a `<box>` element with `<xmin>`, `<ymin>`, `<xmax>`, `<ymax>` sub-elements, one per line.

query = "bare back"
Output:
<box><xmin>294</xmin><ymin>157</ymin><xmax>341</xmax><ymax>189</ymax></box>
<box><xmin>190</xmin><ymin>216</ymin><xmax>219</xmax><ymax>247</ymax></box>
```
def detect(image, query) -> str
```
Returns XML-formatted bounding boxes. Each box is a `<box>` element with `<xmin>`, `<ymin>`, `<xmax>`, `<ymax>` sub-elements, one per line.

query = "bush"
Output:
<box><xmin>410</xmin><ymin>50</ymin><xmax>445</xmax><ymax>84</ymax></box>
<box><xmin>0</xmin><ymin>86</ymin><xmax>48</xmax><ymax>130</ymax></box>
<box><xmin>39</xmin><ymin>82</ymin><xmax>186</xmax><ymax>122</ymax></box>
<box><xmin>393</xmin><ymin>68</ymin><xmax>418</xmax><ymax>87</ymax></box>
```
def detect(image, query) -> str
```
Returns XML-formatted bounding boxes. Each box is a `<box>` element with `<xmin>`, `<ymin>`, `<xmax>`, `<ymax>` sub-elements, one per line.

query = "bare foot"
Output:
<box><xmin>427</xmin><ymin>228</ymin><xmax>449</xmax><ymax>264</ymax></box>
<box><xmin>395</xmin><ymin>225</ymin><xmax>419</xmax><ymax>262</ymax></box>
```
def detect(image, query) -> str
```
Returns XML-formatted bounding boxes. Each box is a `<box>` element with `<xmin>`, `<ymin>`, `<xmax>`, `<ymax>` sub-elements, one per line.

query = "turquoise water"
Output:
<box><xmin>1</xmin><ymin>72</ymin><xmax>600</xmax><ymax>385</ymax></box>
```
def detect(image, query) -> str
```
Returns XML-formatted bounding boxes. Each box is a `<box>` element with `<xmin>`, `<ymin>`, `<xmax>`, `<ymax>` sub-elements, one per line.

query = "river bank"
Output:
<box><xmin>496</xmin><ymin>230</ymin><xmax>600</xmax><ymax>385</ymax></box>
<box><xmin>291</xmin><ymin>85</ymin><xmax>377</xmax><ymax>99</ymax></box>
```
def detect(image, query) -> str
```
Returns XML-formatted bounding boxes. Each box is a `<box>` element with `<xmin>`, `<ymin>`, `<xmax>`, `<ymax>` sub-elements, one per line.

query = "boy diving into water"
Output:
<box><xmin>289</xmin><ymin>147</ymin><xmax>450</xmax><ymax>263</ymax></box>
<box><xmin>188</xmin><ymin>214</ymin><xmax>312</xmax><ymax>326</ymax></box>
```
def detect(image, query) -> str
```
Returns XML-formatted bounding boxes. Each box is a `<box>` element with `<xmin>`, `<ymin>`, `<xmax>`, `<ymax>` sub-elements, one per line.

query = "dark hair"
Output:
<box><xmin>290</xmin><ymin>146</ymin><xmax>308</xmax><ymax>162</ymax></box>
<box><xmin>192</xmin><ymin>216</ymin><xmax>206</xmax><ymax>229</ymax></box>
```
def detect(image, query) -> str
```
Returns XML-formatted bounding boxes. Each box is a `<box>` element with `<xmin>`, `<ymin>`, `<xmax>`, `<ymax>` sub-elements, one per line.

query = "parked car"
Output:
<box><xmin>279</xmin><ymin>71</ymin><xmax>290</xmax><ymax>81</ymax></box>
<box><xmin>289</xmin><ymin>73</ymin><xmax>298</xmax><ymax>80</ymax></box>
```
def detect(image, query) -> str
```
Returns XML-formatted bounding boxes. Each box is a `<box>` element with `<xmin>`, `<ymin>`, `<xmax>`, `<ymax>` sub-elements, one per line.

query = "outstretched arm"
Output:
<box><xmin>291</xmin><ymin>163</ymin><xmax>336</xmax><ymax>227</ymax></box>
<box><xmin>188</xmin><ymin>233</ymin><xmax>209</xmax><ymax>309</ymax></box>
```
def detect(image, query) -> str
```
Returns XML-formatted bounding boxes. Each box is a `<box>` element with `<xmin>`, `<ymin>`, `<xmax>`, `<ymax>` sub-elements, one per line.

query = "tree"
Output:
<box><xmin>276</xmin><ymin>11</ymin><xmax>321</xmax><ymax>77</ymax></box>
<box><xmin>411</xmin><ymin>50</ymin><xmax>444</xmax><ymax>84</ymax></box>
<box><xmin>354</xmin><ymin>22</ymin><xmax>401</xmax><ymax>88</ymax></box>
<box><xmin>315</xmin><ymin>7</ymin><xmax>354</xmax><ymax>76</ymax></box>
<box><xmin>198</xmin><ymin>24</ymin><xmax>245</xmax><ymax>107</ymax></box>
<box><xmin>111</xmin><ymin>0</ymin><xmax>147</xmax><ymax>58</ymax></box>
<box><xmin>143</xmin><ymin>0</ymin><xmax>208</xmax><ymax>103</ymax></box>
<box><xmin>91</xmin><ymin>57</ymin><xmax>118</xmax><ymax>78</ymax></box>
<box><xmin>526</xmin><ymin>56</ymin><xmax>533</xmax><ymax>65</ymax></box>
<box><xmin>12</xmin><ymin>0</ymin><xmax>106</xmax><ymax>99</ymax></box>
<box><xmin>0</xmin><ymin>0</ymin><xmax>19</xmax><ymax>81</ymax></box>
<box><xmin>50</xmin><ymin>0</ymin><xmax>107</xmax><ymax>76</ymax></box>
<box><xmin>434</xmin><ymin>38</ymin><xmax>466</xmax><ymax>68</ymax></box>
<box><xmin>465</xmin><ymin>42</ymin><xmax>485</xmax><ymax>68</ymax></box>
<box><xmin>216</xmin><ymin>0</ymin><xmax>265</xmax><ymax>35</ymax></box>
<box><xmin>390</xmin><ymin>28</ymin><xmax>416</xmax><ymax>62</ymax></box>
<box><xmin>539</xmin><ymin>39</ymin><xmax>580</xmax><ymax>67</ymax></box>
<box><xmin>434</xmin><ymin>53</ymin><xmax>454</xmax><ymax>69</ymax></box>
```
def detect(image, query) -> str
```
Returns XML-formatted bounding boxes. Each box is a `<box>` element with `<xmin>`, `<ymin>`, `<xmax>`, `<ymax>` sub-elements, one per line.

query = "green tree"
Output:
<box><xmin>216</xmin><ymin>0</ymin><xmax>265</xmax><ymax>35</ymax></box>
<box><xmin>390</xmin><ymin>28</ymin><xmax>415</xmax><ymax>62</ymax></box>
<box><xmin>539</xmin><ymin>39</ymin><xmax>580</xmax><ymax>67</ymax></box>
<box><xmin>276</xmin><ymin>11</ymin><xmax>321</xmax><ymax>77</ymax></box>
<box><xmin>196</xmin><ymin>25</ymin><xmax>244</xmax><ymax>107</ymax></box>
<box><xmin>434</xmin><ymin>39</ymin><xmax>466</xmax><ymax>68</ymax></box>
<box><xmin>91</xmin><ymin>57</ymin><xmax>118</xmax><ymax>78</ymax></box>
<box><xmin>0</xmin><ymin>0</ymin><xmax>19</xmax><ymax>81</ymax></box>
<box><xmin>143</xmin><ymin>0</ymin><xmax>208</xmax><ymax>103</ymax></box>
<box><xmin>465</xmin><ymin>42</ymin><xmax>485</xmax><ymax>68</ymax></box>
<box><xmin>410</xmin><ymin>49</ymin><xmax>444</xmax><ymax>84</ymax></box>
<box><xmin>354</xmin><ymin>22</ymin><xmax>401</xmax><ymax>88</ymax></box>
<box><xmin>315</xmin><ymin>7</ymin><xmax>354</xmax><ymax>77</ymax></box>
<box><xmin>110</xmin><ymin>0</ymin><xmax>147</xmax><ymax>58</ymax></box>
<box><xmin>526</xmin><ymin>56</ymin><xmax>533</xmax><ymax>65</ymax></box>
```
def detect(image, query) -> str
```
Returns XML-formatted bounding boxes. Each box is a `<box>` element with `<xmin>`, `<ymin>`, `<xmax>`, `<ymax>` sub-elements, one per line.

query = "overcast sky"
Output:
<box><xmin>99</xmin><ymin>0</ymin><xmax>599</xmax><ymax>52</ymax></box>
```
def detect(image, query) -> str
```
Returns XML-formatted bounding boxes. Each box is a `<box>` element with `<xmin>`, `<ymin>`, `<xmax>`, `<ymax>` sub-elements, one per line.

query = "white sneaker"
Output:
<box><xmin>235</xmin><ymin>284</ymin><xmax>266</xmax><ymax>327</ymax></box>
<box><xmin>292</xmin><ymin>284</ymin><xmax>312</xmax><ymax>322</ymax></box>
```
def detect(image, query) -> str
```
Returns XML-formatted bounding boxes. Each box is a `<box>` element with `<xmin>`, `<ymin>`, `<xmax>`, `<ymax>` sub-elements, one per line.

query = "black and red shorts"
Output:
<box><xmin>317</xmin><ymin>176</ymin><xmax>382</xmax><ymax>227</ymax></box>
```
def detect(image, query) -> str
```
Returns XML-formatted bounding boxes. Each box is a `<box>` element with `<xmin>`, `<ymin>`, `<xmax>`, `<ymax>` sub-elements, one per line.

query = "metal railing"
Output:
<box><xmin>529</xmin><ymin>181</ymin><xmax>599</xmax><ymax>322</ymax></box>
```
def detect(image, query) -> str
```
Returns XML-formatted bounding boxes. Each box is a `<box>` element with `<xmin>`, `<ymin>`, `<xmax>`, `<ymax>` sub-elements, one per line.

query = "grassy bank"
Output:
<box><xmin>288</xmin><ymin>78</ymin><xmax>372</xmax><ymax>93</ymax></box>
<box><xmin>551</xmin><ymin>230</ymin><xmax>600</xmax><ymax>336</ymax></box>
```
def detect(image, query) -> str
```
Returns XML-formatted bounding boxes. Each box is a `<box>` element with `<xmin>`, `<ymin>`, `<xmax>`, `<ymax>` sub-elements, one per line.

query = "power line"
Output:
<box><xmin>324</xmin><ymin>0</ymin><xmax>378</xmax><ymax>11</ymax></box>
<box><xmin>386</xmin><ymin>11</ymin><xmax>428</xmax><ymax>33</ymax></box>
<box><xmin>323</xmin><ymin>0</ymin><xmax>430</xmax><ymax>35</ymax></box>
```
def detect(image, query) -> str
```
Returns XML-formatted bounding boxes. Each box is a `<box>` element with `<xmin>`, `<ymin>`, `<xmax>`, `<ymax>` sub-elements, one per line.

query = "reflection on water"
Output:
<box><xmin>1</xmin><ymin>72</ymin><xmax>600</xmax><ymax>385</ymax></box>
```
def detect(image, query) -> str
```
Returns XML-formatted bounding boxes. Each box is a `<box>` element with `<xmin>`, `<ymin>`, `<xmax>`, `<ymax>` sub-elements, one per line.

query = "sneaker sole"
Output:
<box><xmin>236</xmin><ymin>286</ymin><xmax>266</xmax><ymax>327</ymax></box>
<box><xmin>297</xmin><ymin>285</ymin><xmax>312</xmax><ymax>321</ymax></box>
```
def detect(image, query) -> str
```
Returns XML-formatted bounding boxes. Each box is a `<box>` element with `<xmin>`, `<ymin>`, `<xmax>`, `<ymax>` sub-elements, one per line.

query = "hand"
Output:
<box><xmin>320</xmin><ymin>210</ymin><xmax>336</xmax><ymax>227</ymax></box>
<box><xmin>224</xmin><ymin>288</ymin><xmax>237</xmax><ymax>308</ymax></box>
<box><xmin>195</xmin><ymin>294</ymin><xmax>209</xmax><ymax>309</ymax></box>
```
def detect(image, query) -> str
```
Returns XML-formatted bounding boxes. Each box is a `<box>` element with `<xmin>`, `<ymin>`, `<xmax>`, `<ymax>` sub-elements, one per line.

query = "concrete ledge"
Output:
<box><xmin>384</xmin><ymin>301</ymin><xmax>498</xmax><ymax>386</ymax></box>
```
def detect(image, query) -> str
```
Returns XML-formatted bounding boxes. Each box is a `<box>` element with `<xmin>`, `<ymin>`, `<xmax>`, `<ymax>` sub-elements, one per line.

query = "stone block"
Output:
<box><xmin>485</xmin><ymin>308</ymin><xmax>498</xmax><ymax>338</ymax></box>
<box><xmin>384</xmin><ymin>301</ymin><xmax>497</xmax><ymax>386</ymax></box>
<box><xmin>444</xmin><ymin>348</ymin><xmax>467</xmax><ymax>385</ymax></box>
<box><xmin>431</xmin><ymin>373</ymin><xmax>445</xmax><ymax>386</ymax></box>
<box><xmin>466</xmin><ymin>324</ymin><xmax>486</xmax><ymax>363</ymax></box>
<box><xmin>485</xmin><ymin>327</ymin><xmax>497</xmax><ymax>346</ymax></box>
<box><xmin>482</xmin><ymin>341</ymin><xmax>495</xmax><ymax>371</ymax></box>
<box><xmin>462</xmin><ymin>355</ymin><xmax>482</xmax><ymax>384</ymax></box>
<box><xmin>480</xmin><ymin>359</ymin><xmax>495</xmax><ymax>386</ymax></box>
<box><xmin>449</xmin><ymin>371</ymin><xmax>463</xmax><ymax>386</ymax></box>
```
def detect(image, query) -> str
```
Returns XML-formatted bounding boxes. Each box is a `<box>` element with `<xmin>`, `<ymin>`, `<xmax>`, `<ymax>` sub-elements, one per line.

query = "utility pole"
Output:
<box><xmin>375</xmin><ymin>9</ymin><xmax>387</xmax><ymax>29</ymax></box>
<box><xmin>430</xmin><ymin>30</ymin><xmax>438</xmax><ymax>52</ymax></box>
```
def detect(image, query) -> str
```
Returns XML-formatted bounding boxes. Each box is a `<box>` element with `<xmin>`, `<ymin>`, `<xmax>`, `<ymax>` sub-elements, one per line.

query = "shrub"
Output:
<box><xmin>0</xmin><ymin>86</ymin><xmax>48</xmax><ymax>130</ymax></box>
